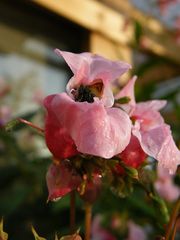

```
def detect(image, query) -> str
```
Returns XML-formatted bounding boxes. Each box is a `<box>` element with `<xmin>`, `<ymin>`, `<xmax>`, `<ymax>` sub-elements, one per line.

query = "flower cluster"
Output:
<box><xmin>43</xmin><ymin>50</ymin><xmax>180</xmax><ymax>201</ymax></box>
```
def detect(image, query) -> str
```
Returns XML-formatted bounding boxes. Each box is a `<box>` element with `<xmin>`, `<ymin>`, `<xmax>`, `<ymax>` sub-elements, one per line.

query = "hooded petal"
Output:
<box><xmin>55</xmin><ymin>49</ymin><xmax>131</xmax><ymax>84</ymax></box>
<box><xmin>115</xmin><ymin>76</ymin><xmax>136</xmax><ymax>104</ymax></box>
<box><xmin>133</xmin><ymin>124</ymin><xmax>180</xmax><ymax>174</ymax></box>
<box><xmin>55</xmin><ymin>49</ymin><xmax>131</xmax><ymax>107</ymax></box>
<box><xmin>49</xmin><ymin>93</ymin><xmax>131</xmax><ymax>158</ymax></box>
<box><xmin>46</xmin><ymin>161</ymin><xmax>82</xmax><ymax>201</ymax></box>
<box><xmin>44</xmin><ymin>95</ymin><xmax>78</xmax><ymax>159</ymax></box>
<box><xmin>115</xmin><ymin>76</ymin><xmax>137</xmax><ymax>115</ymax></box>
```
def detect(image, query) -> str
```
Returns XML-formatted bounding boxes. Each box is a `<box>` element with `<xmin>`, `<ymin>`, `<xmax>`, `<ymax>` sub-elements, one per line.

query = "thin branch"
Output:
<box><xmin>18</xmin><ymin>118</ymin><xmax>44</xmax><ymax>133</ymax></box>
<box><xmin>85</xmin><ymin>203</ymin><xmax>92</xmax><ymax>240</ymax></box>
<box><xmin>164</xmin><ymin>198</ymin><xmax>180</xmax><ymax>240</ymax></box>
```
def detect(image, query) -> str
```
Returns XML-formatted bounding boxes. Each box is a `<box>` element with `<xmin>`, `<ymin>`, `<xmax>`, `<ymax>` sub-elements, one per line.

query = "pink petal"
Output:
<box><xmin>155</xmin><ymin>165</ymin><xmax>180</xmax><ymax>202</ymax></box>
<box><xmin>92</xmin><ymin>215</ymin><xmax>117</xmax><ymax>240</ymax></box>
<box><xmin>133</xmin><ymin>110</ymin><xmax>165</xmax><ymax>132</ymax></box>
<box><xmin>119</xmin><ymin>135</ymin><xmax>147</xmax><ymax>168</ymax></box>
<box><xmin>55</xmin><ymin>49</ymin><xmax>91</xmax><ymax>75</ymax></box>
<box><xmin>50</xmin><ymin>93</ymin><xmax>131</xmax><ymax>158</ymax></box>
<box><xmin>55</xmin><ymin>49</ymin><xmax>131</xmax><ymax>107</ymax></box>
<box><xmin>127</xmin><ymin>221</ymin><xmax>146</xmax><ymax>240</ymax></box>
<box><xmin>46</xmin><ymin>161</ymin><xmax>82</xmax><ymax>201</ymax></box>
<box><xmin>135</xmin><ymin>100</ymin><xmax>167</xmax><ymax>113</ymax></box>
<box><xmin>55</xmin><ymin>49</ymin><xmax>131</xmax><ymax>83</ymax></box>
<box><xmin>116</xmin><ymin>76</ymin><xmax>136</xmax><ymax>104</ymax></box>
<box><xmin>115</xmin><ymin>76</ymin><xmax>137</xmax><ymax>115</ymax></box>
<box><xmin>133</xmin><ymin>124</ymin><xmax>180</xmax><ymax>174</ymax></box>
<box><xmin>44</xmin><ymin>95</ymin><xmax>78</xmax><ymax>159</ymax></box>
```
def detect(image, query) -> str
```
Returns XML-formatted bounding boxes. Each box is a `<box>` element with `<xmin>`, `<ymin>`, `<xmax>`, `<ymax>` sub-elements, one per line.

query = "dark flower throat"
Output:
<box><xmin>75</xmin><ymin>85</ymin><xmax>95</xmax><ymax>103</ymax></box>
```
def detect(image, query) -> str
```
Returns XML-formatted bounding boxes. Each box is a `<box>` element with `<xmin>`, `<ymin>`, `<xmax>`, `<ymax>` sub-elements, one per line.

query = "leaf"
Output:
<box><xmin>118</xmin><ymin>161</ymin><xmax>139</xmax><ymax>180</ymax></box>
<box><xmin>115</xmin><ymin>96</ymin><xmax>131</xmax><ymax>104</ymax></box>
<box><xmin>60</xmin><ymin>233</ymin><xmax>82</xmax><ymax>240</ymax></box>
<box><xmin>31</xmin><ymin>226</ymin><xmax>46</xmax><ymax>240</ymax></box>
<box><xmin>0</xmin><ymin>218</ymin><xmax>8</xmax><ymax>240</ymax></box>
<box><xmin>3</xmin><ymin>119</ymin><xmax>19</xmax><ymax>131</ymax></box>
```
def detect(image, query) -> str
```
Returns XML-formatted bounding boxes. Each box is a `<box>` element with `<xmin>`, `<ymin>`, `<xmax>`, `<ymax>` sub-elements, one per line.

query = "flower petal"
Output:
<box><xmin>44</xmin><ymin>95</ymin><xmax>78</xmax><ymax>159</ymax></box>
<box><xmin>119</xmin><ymin>135</ymin><xmax>147</xmax><ymax>168</ymax></box>
<box><xmin>55</xmin><ymin>49</ymin><xmax>131</xmax><ymax>83</ymax></box>
<box><xmin>155</xmin><ymin>165</ymin><xmax>180</xmax><ymax>202</ymax></box>
<box><xmin>116</xmin><ymin>76</ymin><xmax>136</xmax><ymax>104</ymax></box>
<box><xmin>115</xmin><ymin>76</ymin><xmax>137</xmax><ymax>115</ymax></box>
<box><xmin>46</xmin><ymin>161</ymin><xmax>82</xmax><ymax>201</ymax></box>
<box><xmin>55</xmin><ymin>49</ymin><xmax>131</xmax><ymax>107</ymax></box>
<box><xmin>135</xmin><ymin>100</ymin><xmax>167</xmax><ymax>113</ymax></box>
<box><xmin>133</xmin><ymin>124</ymin><xmax>180</xmax><ymax>174</ymax></box>
<box><xmin>50</xmin><ymin>93</ymin><xmax>131</xmax><ymax>158</ymax></box>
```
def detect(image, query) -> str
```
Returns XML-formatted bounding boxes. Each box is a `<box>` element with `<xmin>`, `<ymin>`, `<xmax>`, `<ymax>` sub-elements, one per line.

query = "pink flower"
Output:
<box><xmin>44</xmin><ymin>50</ymin><xmax>132</xmax><ymax>159</ymax></box>
<box><xmin>55</xmin><ymin>49</ymin><xmax>131</xmax><ymax>108</ymax></box>
<box><xmin>46</xmin><ymin>160</ymin><xmax>82</xmax><ymax>201</ymax></box>
<box><xmin>126</xmin><ymin>221</ymin><xmax>146</xmax><ymax>240</ymax></box>
<box><xmin>116</xmin><ymin>77</ymin><xmax>180</xmax><ymax>173</ymax></box>
<box><xmin>0</xmin><ymin>106</ymin><xmax>12</xmax><ymax>127</ymax></box>
<box><xmin>91</xmin><ymin>215</ymin><xmax>117</xmax><ymax>240</ymax></box>
<box><xmin>155</xmin><ymin>165</ymin><xmax>180</xmax><ymax>202</ymax></box>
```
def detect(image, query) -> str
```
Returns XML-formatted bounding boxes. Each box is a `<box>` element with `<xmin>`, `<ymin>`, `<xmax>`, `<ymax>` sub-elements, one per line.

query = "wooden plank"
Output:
<box><xmin>32</xmin><ymin>0</ymin><xmax>133</xmax><ymax>45</ymax></box>
<box><xmin>33</xmin><ymin>0</ymin><xmax>180</xmax><ymax>64</ymax></box>
<box><xmin>101</xmin><ymin>0</ymin><xmax>180</xmax><ymax>64</ymax></box>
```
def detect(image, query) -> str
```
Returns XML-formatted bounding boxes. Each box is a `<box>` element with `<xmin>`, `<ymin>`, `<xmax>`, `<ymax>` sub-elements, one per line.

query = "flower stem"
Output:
<box><xmin>70</xmin><ymin>191</ymin><xmax>76</xmax><ymax>233</ymax></box>
<box><xmin>171</xmin><ymin>214</ymin><xmax>179</xmax><ymax>240</ymax></box>
<box><xmin>85</xmin><ymin>203</ymin><xmax>92</xmax><ymax>240</ymax></box>
<box><xmin>164</xmin><ymin>198</ymin><xmax>180</xmax><ymax>240</ymax></box>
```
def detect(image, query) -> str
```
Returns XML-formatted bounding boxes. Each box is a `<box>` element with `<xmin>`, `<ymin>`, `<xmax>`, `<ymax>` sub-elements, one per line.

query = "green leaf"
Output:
<box><xmin>32</xmin><ymin>226</ymin><xmax>46</xmax><ymax>240</ymax></box>
<box><xmin>115</xmin><ymin>96</ymin><xmax>131</xmax><ymax>104</ymax></box>
<box><xmin>3</xmin><ymin>119</ymin><xmax>20</xmax><ymax>131</ymax></box>
<box><xmin>0</xmin><ymin>218</ymin><xmax>8</xmax><ymax>240</ymax></box>
<box><xmin>134</xmin><ymin>21</ymin><xmax>143</xmax><ymax>46</ymax></box>
<box><xmin>119</xmin><ymin>161</ymin><xmax>139</xmax><ymax>180</ymax></box>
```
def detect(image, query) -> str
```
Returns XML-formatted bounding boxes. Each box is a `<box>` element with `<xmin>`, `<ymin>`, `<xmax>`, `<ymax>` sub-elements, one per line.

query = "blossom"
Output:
<box><xmin>116</xmin><ymin>77</ymin><xmax>180</xmax><ymax>173</ymax></box>
<box><xmin>155</xmin><ymin>165</ymin><xmax>180</xmax><ymax>202</ymax></box>
<box><xmin>126</xmin><ymin>221</ymin><xmax>147</xmax><ymax>240</ymax></box>
<box><xmin>44</xmin><ymin>50</ymin><xmax>132</xmax><ymax>159</ymax></box>
<box><xmin>91</xmin><ymin>215</ymin><xmax>117</xmax><ymax>240</ymax></box>
<box><xmin>55</xmin><ymin>49</ymin><xmax>131</xmax><ymax>108</ymax></box>
<box><xmin>46</xmin><ymin>160</ymin><xmax>82</xmax><ymax>201</ymax></box>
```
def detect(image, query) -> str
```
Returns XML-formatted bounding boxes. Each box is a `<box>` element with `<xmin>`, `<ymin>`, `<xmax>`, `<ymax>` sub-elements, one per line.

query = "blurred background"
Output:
<box><xmin>0</xmin><ymin>0</ymin><xmax>179</xmax><ymax>239</ymax></box>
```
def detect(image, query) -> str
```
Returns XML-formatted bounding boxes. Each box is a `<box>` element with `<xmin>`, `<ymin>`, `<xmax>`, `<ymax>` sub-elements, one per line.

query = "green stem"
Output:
<box><xmin>70</xmin><ymin>191</ymin><xmax>76</xmax><ymax>233</ymax></box>
<box><xmin>164</xmin><ymin>198</ymin><xmax>180</xmax><ymax>240</ymax></box>
<box><xmin>85</xmin><ymin>203</ymin><xmax>92</xmax><ymax>240</ymax></box>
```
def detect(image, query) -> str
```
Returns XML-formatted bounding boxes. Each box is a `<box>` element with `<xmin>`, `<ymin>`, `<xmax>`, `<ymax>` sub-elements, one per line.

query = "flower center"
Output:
<box><xmin>73</xmin><ymin>80</ymin><xmax>104</xmax><ymax>103</ymax></box>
